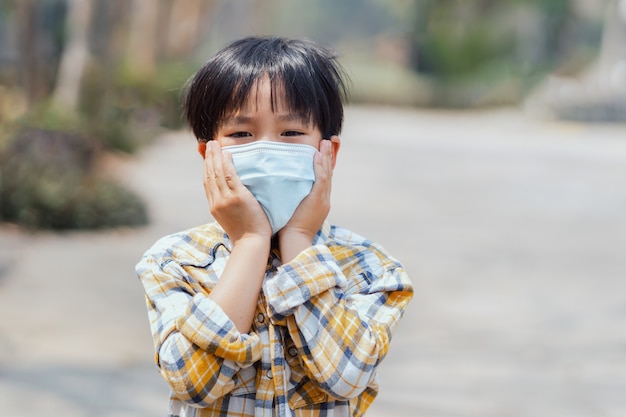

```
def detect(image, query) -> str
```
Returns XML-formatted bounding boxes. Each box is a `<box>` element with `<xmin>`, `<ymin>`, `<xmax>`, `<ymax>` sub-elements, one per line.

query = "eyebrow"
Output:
<box><xmin>221</xmin><ymin>115</ymin><xmax>253</xmax><ymax>125</ymax></box>
<box><xmin>221</xmin><ymin>113</ymin><xmax>311</xmax><ymax>125</ymax></box>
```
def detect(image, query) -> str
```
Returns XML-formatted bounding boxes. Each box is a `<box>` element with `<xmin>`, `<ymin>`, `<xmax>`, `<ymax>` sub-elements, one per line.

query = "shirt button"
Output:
<box><xmin>256</xmin><ymin>313</ymin><xmax>265</xmax><ymax>323</ymax></box>
<box><xmin>267</xmin><ymin>369</ymin><xmax>273</xmax><ymax>379</ymax></box>
<box><xmin>288</xmin><ymin>347</ymin><xmax>298</xmax><ymax>357</ymax></box>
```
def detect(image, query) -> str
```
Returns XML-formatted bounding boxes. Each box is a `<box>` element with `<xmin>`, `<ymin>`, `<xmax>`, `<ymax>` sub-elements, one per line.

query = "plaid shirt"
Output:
<box><xmin>136</xmin><ymin>222</ymin><xmax>413</xmax><ymax>417</ymax></box>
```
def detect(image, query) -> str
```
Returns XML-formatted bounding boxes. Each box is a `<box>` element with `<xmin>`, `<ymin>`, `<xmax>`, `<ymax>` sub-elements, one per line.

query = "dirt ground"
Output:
<box><xmin>1</xmin><ymin>106</ymin><xmax>625</xmax><ymax>417</ymax></box>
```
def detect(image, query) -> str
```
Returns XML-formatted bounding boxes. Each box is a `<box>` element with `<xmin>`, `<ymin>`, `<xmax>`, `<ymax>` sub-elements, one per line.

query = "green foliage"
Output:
<box><xmin>347</xmin><ymin>60</ymin><xmax>433</xmax><ymax>106</ymax></box>
<box><xmin>414</xmin><ymin>3</ymin><xmax>526</xmax><ymax>81</ymax></box>
<box><xmin>15</xmin><ymin>104</ymin><xmax>81</xmax><ymax>133</ymax></box>
<box><xmin>0</xmin><ymin>36</ymin><xmax>195</xmax><ymax>231</ymax></box>
<box><xmin>0</xmin><ymin>2</ymin><xmax>195</xmax><ymax>231</ymax></box>
<box><xmin>408</xmin><ymin>0</ymin><xmax>604</xmax><ymax>107</ymax></box>
<box><xmin>420</xmin><ymin>22</ymin><xmax>515</xmax><ymax>81</ymax></box>
<box><xmin>115</xmin><ymin>61</ymin><xmax>195</xmax><ymax>130</ymax></box>
<box><xmin>0</xmin><ymin>127</ymin><xmax>148</xmax><ymax>230</ymax></box>
<box><xmin>78</xmin><ymin>60</ymin><xmax>194</xmax><ymax>154</ymax></box>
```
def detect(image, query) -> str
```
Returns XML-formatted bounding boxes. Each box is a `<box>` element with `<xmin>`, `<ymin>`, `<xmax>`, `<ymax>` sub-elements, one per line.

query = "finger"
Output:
<box><xmin>322</xmin><ymin>138</ymin><xmax>333</xmax><ymax>176</ymax></box>
<box><xmin>203</xmin><ymin>142</ymin><xmax>227</xmax><ymax>201</ymax></box>
<box><xmin>203</xmin><ymin>142</ymin><xmax>214</xmax><ymax>180</ymax></box>
<box><xmin>310</xmin><ymin>141</ymin><xmax>332</xmax><ymax>202</ymax></box>
<box><xmin>221</xmin><ymin>150</ymin><xmax>242</xmax><ymax>190</ymax></box>
<box><xmin>208</xmin><ymin>141</ymin><xmax>229</xmax><ymax>192</ymax></box>
<box><xmin>315</xmin><ymin>140</ymin><xmax>333</xmax><ymax>184</ymax></box>
<box><xmin>203</xmin><ymin>152</ymin><xmax>219</xmax><ymax>205</ymax></box>
<box><xmin>204</xmin><ymin>142</ymin><xmax>219</xmax><ymax>177</ymax></box>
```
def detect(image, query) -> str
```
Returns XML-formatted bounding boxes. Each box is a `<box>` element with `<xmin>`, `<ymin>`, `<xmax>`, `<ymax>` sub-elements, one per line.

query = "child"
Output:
<box><xmin>136</xmin><ymin>36</ymin><xmax>413</xmax><ymax>417</ymax></box>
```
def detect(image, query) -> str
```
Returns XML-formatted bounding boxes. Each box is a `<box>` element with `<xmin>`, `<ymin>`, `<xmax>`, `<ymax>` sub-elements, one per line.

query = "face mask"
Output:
<box><xmin>223</xmin><ymin>141</ymin><xmax>317</xmax><ymax>235</ymax></box>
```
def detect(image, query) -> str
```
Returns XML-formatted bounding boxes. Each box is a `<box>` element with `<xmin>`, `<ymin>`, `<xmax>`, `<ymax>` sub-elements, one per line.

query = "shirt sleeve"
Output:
<box><xmin>262</xmin><ymin>242</ymin><xmax>413</xmax><ymax>399</ymax></box>
<box><xmin>136</xmin><ymin>254</ymin><xmax>262</xmax><ymax>406</ymax></box>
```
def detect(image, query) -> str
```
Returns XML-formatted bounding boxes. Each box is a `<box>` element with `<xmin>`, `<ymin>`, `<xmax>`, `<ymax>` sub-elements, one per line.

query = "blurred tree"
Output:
<box><xmin>0</xmin><ymin>0</ymin><xmax>201</xmax><ymax>230</ymax></box>
<box><xmin>15</xmin><ymin>0</ymin><xmax>38</xmax><ymax>103</ymax></box>
<box><xmin>535</xmin><ymin>0</ymin><xmax>572</xmax><ymax>64</ymax></box>
<box><xmin>410</xmin><ymin>0</ymin><xmax>435</xmax><ymax>73</ymax></box>
<box><xmin>163</xmin><ymin>0</ymin><xmax>215</xmax><ymax>58</ymax></box>
<box><xmin>595</xmin><ymin>0</ymin><xmax>626</xmax><ymax>87</ymax></box>
<box><xmin>125</xmin><ymin>0</ymin><xmax>159</xmax><ymax>78</ymax></box>
<box><xmin>51</xmin><ymin>0</ymin><xmax>93</xmax><ymax>111</ymax></box>
<box><xmin>14</xmin><ymin>0</ymin><xmax>66</xmax><ymax>104</ymax></box>
<box><xmin>0</xmin><ymin>0</ymin><xmax>611</xmax><ymax>116</ymax></box>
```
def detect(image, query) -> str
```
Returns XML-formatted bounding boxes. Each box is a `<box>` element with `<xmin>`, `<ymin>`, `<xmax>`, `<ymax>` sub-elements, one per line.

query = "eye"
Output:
<box><xmin>229</xmin><ymin>132</ymin><xmax>252</xmax><ymax>138</ymax></box>
<box><xmin>282</xmin><ymin>130</ymin><xmax>304</xmax><ymax>137</ymax></box>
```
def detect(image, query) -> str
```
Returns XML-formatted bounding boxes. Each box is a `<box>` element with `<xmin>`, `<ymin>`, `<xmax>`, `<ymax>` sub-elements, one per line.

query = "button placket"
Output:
<box><xmin>254</xmin><ymin>292</ymin><xmax>275</xmax><ymax>409</ymax></box>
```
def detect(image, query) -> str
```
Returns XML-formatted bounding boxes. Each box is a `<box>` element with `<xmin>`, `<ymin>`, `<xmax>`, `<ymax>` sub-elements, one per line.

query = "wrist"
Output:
<box><xmin>278</xmin><ymin>228</ymin><xmax>315</xmax><ymax>263</ymax></box>
<box><xmin>232</xmin><ymin>232</ymin><xmax>271</xmax><ymax>251</ymax></box>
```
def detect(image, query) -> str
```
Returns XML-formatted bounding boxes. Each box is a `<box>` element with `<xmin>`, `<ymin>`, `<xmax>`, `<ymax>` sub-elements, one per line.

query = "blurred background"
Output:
<box><xmin>1</xmin><ymin>1</ymin><xmax>626</xmax><ymax>416</ymax></box>
<box><xmin>0</xmin><ymin>0</ymin><xmax>623</xmax><ymax>228</ymax></box>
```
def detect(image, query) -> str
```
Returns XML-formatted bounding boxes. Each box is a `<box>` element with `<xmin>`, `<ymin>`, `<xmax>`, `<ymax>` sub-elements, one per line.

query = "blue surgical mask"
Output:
<box><xmin>223</xmin><ymin>141</ymin><xmax>317</xmax><ymax>235</ymax></box>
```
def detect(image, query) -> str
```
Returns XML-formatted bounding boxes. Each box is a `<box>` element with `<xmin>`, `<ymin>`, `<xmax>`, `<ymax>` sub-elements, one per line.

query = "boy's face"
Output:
<box><xmin>198</xmin><ymin>77</ymin><xmax>340</xmax><ymax>167</ymax></box>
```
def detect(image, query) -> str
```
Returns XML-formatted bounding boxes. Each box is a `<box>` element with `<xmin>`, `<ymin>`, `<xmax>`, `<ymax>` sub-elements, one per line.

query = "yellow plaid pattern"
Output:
<box><xmin>136</xmin><ymin>222</ymin><xmax>413</xmax><ymax>417</ymax></box>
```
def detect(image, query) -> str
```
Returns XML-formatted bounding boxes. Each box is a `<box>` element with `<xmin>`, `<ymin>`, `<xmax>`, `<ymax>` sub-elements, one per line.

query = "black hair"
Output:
<box><xmin>184</xmin><ymin>36</ymin><xmax>348</xmax><ymax>142</ymax></box>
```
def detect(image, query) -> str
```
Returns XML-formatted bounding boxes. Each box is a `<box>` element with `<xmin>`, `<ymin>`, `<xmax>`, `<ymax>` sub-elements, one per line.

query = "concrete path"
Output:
<box><xmin>1</xmin><ymin>106</ymin><xmax>625</xmax><ymax>416</ymax></box>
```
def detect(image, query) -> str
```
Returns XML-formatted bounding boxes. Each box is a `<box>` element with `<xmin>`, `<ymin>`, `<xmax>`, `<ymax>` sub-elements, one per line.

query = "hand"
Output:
<box><xmin>278</xmin><ymin>138</ymin><xmax>335</xmax><ymax>260</ymax></box>
<box><xmin>203</xmin><ymin>141</ymin><xmax>272</xmax><ymax>244</ymax></box>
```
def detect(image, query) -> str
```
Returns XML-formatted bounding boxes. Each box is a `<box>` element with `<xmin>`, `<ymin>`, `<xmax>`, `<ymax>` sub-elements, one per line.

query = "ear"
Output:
<box><xmin>197</xmin><ymin>142</ymin><xmax>207</xmax><ymax>159</ymax></box>
<box><xmin>329</xmin><ymin>135</ymin><xmax>341</xmax><ymax>169</ymax></box>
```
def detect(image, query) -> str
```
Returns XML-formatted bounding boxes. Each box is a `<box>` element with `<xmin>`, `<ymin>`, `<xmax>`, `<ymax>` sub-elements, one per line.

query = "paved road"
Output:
<box><xmin>1</xmin><ymin>106</ymin><xmax>625</xmax><ymax>416</ymax></box>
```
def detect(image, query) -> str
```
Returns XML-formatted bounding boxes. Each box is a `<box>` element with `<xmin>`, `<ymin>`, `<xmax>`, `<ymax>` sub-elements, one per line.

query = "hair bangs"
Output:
<box><xmin>219</xmin><ymin>72</ymin><xmax>315</xmax><ymax>129</ymax></box>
